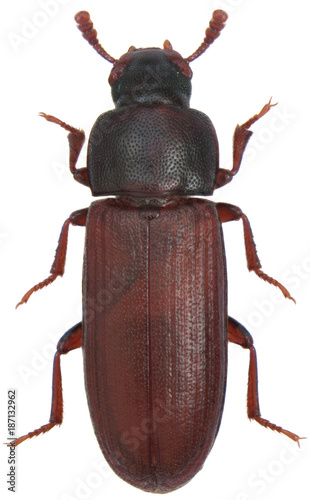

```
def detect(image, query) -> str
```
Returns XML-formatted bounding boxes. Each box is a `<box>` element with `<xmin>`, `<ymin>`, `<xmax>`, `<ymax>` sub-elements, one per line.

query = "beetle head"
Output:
<box><xmin>109</xmin><ymin>48</ymin><xmax>192</xmax><ymax>107</ymax></box>
<box><xmin>75</xmin><ymin>10</ymin><xmax>228</xmax><ymax>108</ymax></box>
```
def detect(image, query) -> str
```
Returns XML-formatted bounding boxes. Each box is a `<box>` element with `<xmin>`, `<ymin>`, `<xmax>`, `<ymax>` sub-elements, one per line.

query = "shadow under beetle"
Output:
<box><xmin>15</xmin><ymin>9</ymin><xmax>302</xmax><ymax>493</ymax></box>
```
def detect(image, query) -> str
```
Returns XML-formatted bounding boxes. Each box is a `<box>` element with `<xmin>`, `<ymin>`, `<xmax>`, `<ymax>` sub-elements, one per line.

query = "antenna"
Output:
<box><xmin>186</xmin><ymin>10</ymin><xmax>228</xmax><ymax>63</ymax></box>
<box><xmin>74</xmin><ymin>11</ymin><xmax>116</xmax><ymax>64</ymax></box>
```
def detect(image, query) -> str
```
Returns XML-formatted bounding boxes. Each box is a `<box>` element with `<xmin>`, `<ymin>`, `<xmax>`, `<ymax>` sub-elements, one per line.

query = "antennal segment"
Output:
<box><xmin>186</xmin><ymin>10</ymin><xmax>228</xmax><ymax>63</ymax></box>
<box><xmin>74</xmin><ymin>11</ymin><xmax>116</xmax><ymax>64</ymax></box>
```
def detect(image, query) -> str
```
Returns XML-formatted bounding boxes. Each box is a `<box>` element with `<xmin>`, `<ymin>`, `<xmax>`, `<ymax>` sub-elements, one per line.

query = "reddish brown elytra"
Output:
<box><xmin>14</xmin><ymin>9</ymin><xmax>302</xmax><ymax>493</ymax></box>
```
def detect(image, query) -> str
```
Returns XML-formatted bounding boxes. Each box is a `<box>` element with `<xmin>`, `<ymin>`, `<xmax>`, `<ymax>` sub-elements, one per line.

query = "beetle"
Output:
<box><xmin>14</xmin><ymin>8</ymin><xmax>302</xmax><ymax>493</ymax></box>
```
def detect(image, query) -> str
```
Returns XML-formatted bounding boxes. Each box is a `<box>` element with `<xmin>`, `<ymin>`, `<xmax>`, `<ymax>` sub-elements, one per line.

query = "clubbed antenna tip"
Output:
<box><xmin>74</xmin><ymin>11</ymin><xmax>116</xmax><ymax>64</ymax></box>
<box><xmin>186</xmin><ymin>10</ymin><xmax>228</xmax><ymax>62</ymax></box>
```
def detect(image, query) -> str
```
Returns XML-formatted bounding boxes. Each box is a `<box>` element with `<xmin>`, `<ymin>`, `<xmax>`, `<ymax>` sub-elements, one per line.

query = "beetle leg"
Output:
<box><xmin>39</xmin><ymin>113</ymin><xmax>89</xmax><ymax>187</ymax></box>
<box><xmin>217</xmin><ymin>202</ymin><xmax>295</xmax><ymax>302</ymax></box>
<box><xmin>215</xmin><ymin>98</ymin><xmax>276</xmax><ymax>188</ymax></box>
<box><xmin>16</xmin><ymin>208</ymin><xmax>88</xmax><ymax>308</ymax></box>
<box><xmin>228</xmin><ymin>316</ymin><xmax>303</xmax><ymax>445</ymax></box>
<box><xmin>12</xmin><ymin>322</ymin><xmax>82</xmax><ymax>446</ymax></box>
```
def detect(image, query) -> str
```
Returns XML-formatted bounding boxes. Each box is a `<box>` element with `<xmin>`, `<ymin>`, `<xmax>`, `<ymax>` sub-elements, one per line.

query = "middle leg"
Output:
<box><xmin>16</xmin><ymin>208</ymin><xmax>88</xmax><ymax>307</ymax></box>
<box><xmin>217</xmin><ymin>202</ymin><xmax>295</xmax><ymax>302</ymax></box>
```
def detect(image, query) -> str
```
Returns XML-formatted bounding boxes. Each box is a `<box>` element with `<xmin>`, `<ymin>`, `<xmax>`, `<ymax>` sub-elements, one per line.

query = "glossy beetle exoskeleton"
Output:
<box><xmin>15</xmin><ymin>9</ymin><xmax>302</xmax><ymax>493</ymax></box>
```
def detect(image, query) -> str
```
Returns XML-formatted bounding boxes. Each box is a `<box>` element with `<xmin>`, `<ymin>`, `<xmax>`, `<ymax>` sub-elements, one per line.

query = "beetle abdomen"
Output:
<box><xmin>87</xmin><ymin>105</ymin><xmax>219</xmax><ymax>197</ymax></box>
<box><xmin>83</xmin><ymin>197</ymin><xmax>227</xmax><ymax>492</ymax></box>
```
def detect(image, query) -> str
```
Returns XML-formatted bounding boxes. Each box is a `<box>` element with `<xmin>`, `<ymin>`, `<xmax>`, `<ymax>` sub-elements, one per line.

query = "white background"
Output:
<box><xmin>1</xmin><ymin>0</ymin><xmax>310</xmax><ymax>499</ymax></box>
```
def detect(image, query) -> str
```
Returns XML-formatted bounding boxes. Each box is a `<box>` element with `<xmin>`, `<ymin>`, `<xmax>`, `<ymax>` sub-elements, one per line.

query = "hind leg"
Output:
<box><xmin>13</xmin><ymin>322</ymin><xmax>82</xmax><ymax>446</ymax></box>
<box><xmin>228</xmin><ymin>316</ymin><xmax>302</xmax><ymax>444</ymax></box>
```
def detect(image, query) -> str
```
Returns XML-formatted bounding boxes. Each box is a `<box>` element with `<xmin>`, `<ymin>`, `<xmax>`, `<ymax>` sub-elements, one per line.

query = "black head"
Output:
<box><xmin>74</xmin><ymin>9</ymin><xmax>228</xmax><ymax>98</ymax></box>
<box><xmin>109</xmin><ymin>48</ymin><xmax>192</xmax><ymax>107</ymax></box>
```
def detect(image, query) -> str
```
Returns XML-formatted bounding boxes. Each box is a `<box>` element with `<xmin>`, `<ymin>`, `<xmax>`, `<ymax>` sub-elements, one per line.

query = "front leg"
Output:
<box><xmin>216</xmin><ymin>98</ymin><xmax>276</xmax><ymax>189</ymax></box>
<box><xmin>16</xmin><ymin>208</ymin><xmax>88</xmax><ymax>307</ymax></box>
<box><xmin>39</xmin><ymin>113</ymin><xmax>89</xmax><ymax>187</ymax></box>
<box><xmin>217</xmin><ymin>202</ymin><xmax>295</xmax><ymax>302</ymax></box>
